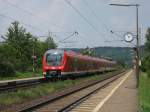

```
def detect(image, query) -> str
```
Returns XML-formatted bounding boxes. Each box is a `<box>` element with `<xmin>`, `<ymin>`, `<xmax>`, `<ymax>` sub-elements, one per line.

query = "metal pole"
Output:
<box><xmin>110</xmin><ymin>3</ymin><xmax>140</xmax><ymax>88</ymax></box>
<box><xmin>136</xmin><ymin>5</ymin><xmax>140</xmax><ymax>87</ymax></box>
<box><xmin>32</xmin><ymin>39</ymin><xmax>35</xmax><ymax>75</ymax></box>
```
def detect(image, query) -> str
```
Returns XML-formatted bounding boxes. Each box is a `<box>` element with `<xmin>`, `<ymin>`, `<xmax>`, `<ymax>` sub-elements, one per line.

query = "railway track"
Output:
<box><xmin>3</xmin><ymin>70</ymin><xmax>127</xmax><ymax>112</ymax></box>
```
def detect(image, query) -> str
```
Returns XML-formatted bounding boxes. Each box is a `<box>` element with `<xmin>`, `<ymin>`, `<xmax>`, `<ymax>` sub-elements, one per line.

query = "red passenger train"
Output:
<box><xmin>42</xmin><ymin>49</ymin><xmax>116</xmax><ymax>79</ymax></box>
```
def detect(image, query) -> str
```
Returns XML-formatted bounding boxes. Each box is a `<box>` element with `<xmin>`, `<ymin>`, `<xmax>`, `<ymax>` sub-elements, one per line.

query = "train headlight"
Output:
<box><xmin>43</xmin><ymin>72</ymin><xmax>46</xmax><ymax>75</ymax></box>
<box><xmin>58</xmin><ymin>67</ymin><xmax>62</xmax><ymax>69</ymax></box>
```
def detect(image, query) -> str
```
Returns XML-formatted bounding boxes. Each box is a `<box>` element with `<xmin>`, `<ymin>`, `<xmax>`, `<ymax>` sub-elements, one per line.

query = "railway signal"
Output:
<box><xmin>32</xmin><ymin>55</ymin><xmax>37</xmax><ymax>74</ymax></box>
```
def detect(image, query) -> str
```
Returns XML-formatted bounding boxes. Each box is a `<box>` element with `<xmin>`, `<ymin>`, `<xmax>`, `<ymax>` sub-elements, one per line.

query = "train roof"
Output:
<box><xmin>45</xmin><ymin>49</ymin><xmax>116</xmax><ymax>63</ymax></box>
<box><xmin>45</xmin><ymin>49</ymin><xmax>64</xmax><ymax>54</ymax></box>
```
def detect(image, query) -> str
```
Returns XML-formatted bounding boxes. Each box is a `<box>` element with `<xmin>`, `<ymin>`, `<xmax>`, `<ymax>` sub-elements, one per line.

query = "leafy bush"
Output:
<box><xmin>141</xmin><ymin>58</ymin><xmax>146</xmax><ymax>72</ymax></box>
<box><xmin>147</xmin><ymin>70</ymin><xmax>150</xmax><ymax>78</ymax></box>
<box><xmin>0</xmin><ymin>61</ymin><xmax>15</xmax><ymax>77</ymax></box>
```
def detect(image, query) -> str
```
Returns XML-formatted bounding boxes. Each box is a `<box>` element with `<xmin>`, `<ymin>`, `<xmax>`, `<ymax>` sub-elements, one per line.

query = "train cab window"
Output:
<box><xmin>46</xmin><ymin>50</ymin><xmax>64</xmax><ymax>66</ymax></box>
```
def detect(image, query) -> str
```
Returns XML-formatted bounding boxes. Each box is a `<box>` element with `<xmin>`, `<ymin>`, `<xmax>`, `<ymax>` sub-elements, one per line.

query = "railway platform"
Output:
<box><xmin>71</xmin><ymin>70</ymin><xmax>138</xmax><ymax>112</ymax></box>
<box><xmin>98</xmin><ymin>70</ymin><xmax>138</xmax><ymax>112</ymax></box>
<box><xmin>0</xmin><ymin>76</ymin><xmax>43</xmax><ymax>87</ymax></box>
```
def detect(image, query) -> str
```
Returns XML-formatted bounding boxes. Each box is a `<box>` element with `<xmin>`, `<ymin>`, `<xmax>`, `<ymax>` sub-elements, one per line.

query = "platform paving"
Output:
<box><xmin>98</xmin><ymin>70</ymin><xmax>138</xmax><ymax>112</ymax></box>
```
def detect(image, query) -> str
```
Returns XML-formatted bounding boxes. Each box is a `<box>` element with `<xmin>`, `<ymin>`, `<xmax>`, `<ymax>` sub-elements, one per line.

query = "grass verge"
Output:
<box><xmin>139</xmin><ymin>72</ymin><xmax>150</xmax><ymax>112</ymax></box>
<box><xmin>0</xmin><ymin>71</ymin><xmax>43</xmax><ymax>81</ymax></box>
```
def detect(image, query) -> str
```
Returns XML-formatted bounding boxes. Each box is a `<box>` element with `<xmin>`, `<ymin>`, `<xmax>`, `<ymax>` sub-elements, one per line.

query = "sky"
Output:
<box><xmin>0</xmin><ymin>0</ymin><xmax>149</xmax><ymax>48</ymax></box>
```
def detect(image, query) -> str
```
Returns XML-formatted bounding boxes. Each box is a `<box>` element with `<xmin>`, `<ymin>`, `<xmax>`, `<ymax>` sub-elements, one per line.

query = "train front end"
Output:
<box><xmin>42</xmin><ymin>49</ymin><xmax>65</xmax><ymax>79</ymax></box>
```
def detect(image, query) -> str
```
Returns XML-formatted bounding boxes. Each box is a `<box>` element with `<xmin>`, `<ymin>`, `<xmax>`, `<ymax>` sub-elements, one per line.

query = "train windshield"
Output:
<box><xmin>46</xmin><ymin>50</ymin><xmax>64</xmax><ymax>66</ymax></box>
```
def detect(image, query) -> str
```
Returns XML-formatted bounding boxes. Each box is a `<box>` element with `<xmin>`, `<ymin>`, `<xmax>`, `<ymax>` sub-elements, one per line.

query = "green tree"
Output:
<box><xmin>145</xmin><ymin>28</ymin><xmax>150</xmax><ymax>54</ymax></box>
<box><xmin>142</xmin><ymin>28</ymin><xmax>150</xmax><ymax>77</ymax></box>
<box><xmin>81</xmin><ymin>46</ymin><xmax>95</xmax><ymax>56</ymax></box>
<box><xmin>0</xmin><ymin>43</ymin><xmax>16</xmax><ymax>76</ymax></box>
<box><xmin>0</xmin><ymin>21</ymin><xmax>58</xmax><ymax>76</ymax></box>
<box><xmin>45</xmin><ymin>34</ymin><xmax>57</xmax><ymax>50</ymax></box>
<box><xmin>6</xmin><ymin>21</ymin><xmax>34</xmax><ymax>71</ymax></box>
